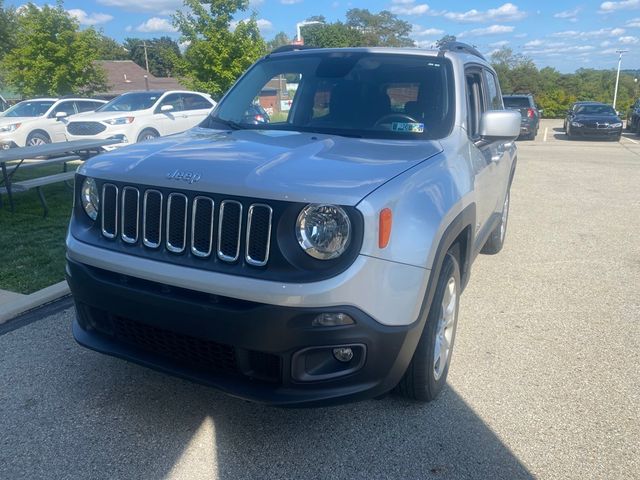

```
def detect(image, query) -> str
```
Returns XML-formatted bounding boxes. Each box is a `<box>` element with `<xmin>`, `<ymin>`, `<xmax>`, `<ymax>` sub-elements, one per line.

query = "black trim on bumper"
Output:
<box><xmin>66</xmin><ymin>258</ymin><xmax>422</xmax><ymax>407</ymax></box>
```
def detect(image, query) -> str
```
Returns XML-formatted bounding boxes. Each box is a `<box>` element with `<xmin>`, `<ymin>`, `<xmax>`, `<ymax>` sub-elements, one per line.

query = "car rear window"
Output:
<box><xmin>503</xmin><ymin>97</ymin><xmax>531</xmax><ymax>108</ymax></box>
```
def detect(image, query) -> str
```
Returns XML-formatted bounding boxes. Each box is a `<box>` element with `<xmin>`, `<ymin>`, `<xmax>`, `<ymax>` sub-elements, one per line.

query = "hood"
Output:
<box><xmin>0</xmin><ymin>116</ymin><xmax>37</xmax><ymax>126</ymax></box>
<box><xmin>79</xmin><ymin>128</ymin><xmax>443</xmax><ymax>206</ymax></box>
<box><xmin>573</xmin><ymin>113</ymin><xmax>621</xmax><ymax>123</ymax></box>
<box><xmin>69</xmin><ymin>110</ymin><xmax>149</xmax><ymax>122</ymax></box>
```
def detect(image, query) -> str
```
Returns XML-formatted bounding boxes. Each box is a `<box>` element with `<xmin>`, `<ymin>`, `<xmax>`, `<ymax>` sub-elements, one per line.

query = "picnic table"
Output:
<box><xmin>0</xmin><ymin>139</ymin><xmax>119</xmax><ymax>216</ymax></box>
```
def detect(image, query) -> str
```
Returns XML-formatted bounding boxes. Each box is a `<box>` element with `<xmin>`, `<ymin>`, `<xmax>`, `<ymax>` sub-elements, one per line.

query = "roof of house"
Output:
<box><xmin>96</xmin><ymin>60</ymin><xmax>187</xmax><ymax>98</ymax></box>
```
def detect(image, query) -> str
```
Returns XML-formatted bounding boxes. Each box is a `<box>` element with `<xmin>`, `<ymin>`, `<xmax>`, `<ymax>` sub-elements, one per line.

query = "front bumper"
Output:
<box><xmin>569</xmin><ymin>126</ymin><xmax>622</xmax><ymax>138</ymax></box>
<box><xmin>66</xmin><ymin>125</ymin><xmax>131</xmax><ymax>150</ymax></box>
<box><xmin>67</xmin><ymin>258</ymin><xmax>424</xmax><ymax>406</ymax></box>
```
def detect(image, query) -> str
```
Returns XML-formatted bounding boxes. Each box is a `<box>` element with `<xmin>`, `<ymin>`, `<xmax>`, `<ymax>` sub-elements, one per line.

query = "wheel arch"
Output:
<box><xmin>26</xmin><ymin>129</ymin><xmax>51</xmax><ymax>141</ymax></box>
<box><xmin>136</xmin><ymin>127</ymin><xmax>160</xmax><ymax>142</ymax></box>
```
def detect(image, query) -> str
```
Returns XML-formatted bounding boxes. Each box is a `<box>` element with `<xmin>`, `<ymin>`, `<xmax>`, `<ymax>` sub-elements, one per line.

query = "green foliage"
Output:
<box><xmin>0</xmin><ymin>0</ymin><xmax>17</xmax><ymax>59</ymax></box>
<box><xmin>490</xmin><ymin>47</ymin><xmax>637</xmax><ymax>118</ymax></box>
<box><xmin>302</xmin><ymin>9</ymin><xmax>415</xmax><ymax>48</ymax></box>
<box><xmin>435</xmin><ymin>35</ymin><xmax>457</xmax><ymax>48</ymax></box>
<box><xmin>267</xmin><ymin>32</ymin><xmax>291</xmax><ymax>51</ymax></box>
<box><xmin>95</xmin><ymin>32</ymin><xmax>128</xmax><ymax>60</ymax></box>
<box><xmin>124</xmin><ymin>36</ymin><xmax>181</xmax><ymax>77</ymax></box>
<box><xmin>1</xmin><ymin>2</ymin><xmax>107</xmax><ymax>97</ymax></box>
<box><xmin>173</xmin><ymin>0</ymin><xmax>266</xmax><ymax>99</ymax></box>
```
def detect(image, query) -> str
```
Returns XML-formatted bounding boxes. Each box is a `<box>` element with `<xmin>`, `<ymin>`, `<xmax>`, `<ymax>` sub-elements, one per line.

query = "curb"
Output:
<box><xmin>0</xmin><ymin>281</ymin><xmax>70</xmax><ymax>325</ymax></box>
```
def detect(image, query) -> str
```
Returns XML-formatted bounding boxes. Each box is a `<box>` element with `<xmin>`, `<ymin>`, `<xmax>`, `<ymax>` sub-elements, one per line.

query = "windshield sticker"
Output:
<box><xmin>392</xmin><ymin>122</ymin><xmax>424</xmax><ymax>133</ymax></box>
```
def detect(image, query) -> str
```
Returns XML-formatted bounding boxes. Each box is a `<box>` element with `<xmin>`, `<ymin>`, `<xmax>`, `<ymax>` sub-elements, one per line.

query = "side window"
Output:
<box><xmin>51</xmin><ymin>101</ymin><xmax>76</xmax><ymax>117</ymax></box>
<box><xmin>483</xmin><ymin>70</ymin><xmax>503</xmax><ymax>110</ymax></box>
<box><xmin>76</xmin><ymin>101</ymin><xmax>103</xmax><ymax>113</ymax></box>
<box><xmin>158</xmin><ymin>93</ymin><xmax>184</xmax><ymax>112</ymax></box>
<box><xmin>181</xmin><ymin>94</ymin><xmax>213</xmax><ymax>111</ymax></box>
<box><xmin>466</xmin><ymin>70</ymin><xmax>486</xmax><ymax>139</ymax></box>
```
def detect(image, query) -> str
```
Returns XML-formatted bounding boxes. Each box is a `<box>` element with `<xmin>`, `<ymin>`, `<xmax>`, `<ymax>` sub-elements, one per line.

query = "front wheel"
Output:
<box><xmin>26</xmin><ymin>132</ymin><xmax>51</xmax><ymax>147</ymax></box>
<box><xmin>481</xmin><ymin>190</ymin><xmax>510</xmax><ymax>255</ymax></box>
<box><xmin>137</xmin><ymin>129</ymin><xmax>159</xmax><ymax>142</ymax></box>
<box><xmin>396</xmin><ymin>253</ymin><xmax>461</xmax><ymax>402</ymax></box>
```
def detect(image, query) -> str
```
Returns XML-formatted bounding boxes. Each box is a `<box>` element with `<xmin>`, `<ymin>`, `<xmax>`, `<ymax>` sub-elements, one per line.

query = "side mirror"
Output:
<box><xmin>55</xmin><ymin>111</ymin><xmax>68</xmax><ymax>120</ymax></box>
<box><xmin>479</xmin><ymin>110</ymin><xmax>521</xmax><ymax>141</ymax></box>
<box><xmin>160</xmin><ymin>104</ymin><xmax>174</xmax><ymax>113</ymax></box>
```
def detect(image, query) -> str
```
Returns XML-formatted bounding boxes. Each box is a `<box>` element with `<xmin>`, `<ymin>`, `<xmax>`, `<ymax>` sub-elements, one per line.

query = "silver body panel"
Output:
<box><xmin>68</xmin><ymin>48</ymin><xmax>516</xmax><ymax>327</ymax></box>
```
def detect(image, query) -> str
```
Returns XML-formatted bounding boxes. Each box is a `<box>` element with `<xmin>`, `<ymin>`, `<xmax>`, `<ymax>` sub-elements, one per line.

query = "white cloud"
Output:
<box><xmin>390</xmin><ymin>0</ymin><xmax>431</xmax><ymax>16</ymax></box>
<box><xmin>135</xmin><ymin>17</ymin><xmax>177</xmax><ymax>33</ymax></box>
<box><xmin>619</xmin><ymin>35</ymin><xmax>639</xmax><ymax>43</ymax></box>
<box><xmin>599</xmin><ymin>0</ymin><xmax>640</xmax><ymax>13</ymax></box>
<box><xmin>444</xmin><ymin>3</ymin><xmax>526</xmax><ymax>23</ymax></box>
<box><xmin>281</xmin><ymin>0</ymin><xmax>303</xmax><ymax>4</ymax></box>
<box><xmin>552</xmin><ymin>28</ymin><xmax>626</xmax><ymax>38</ymax></box>
<box><xmin>415</xmin><ymin>39</ymin><xmax>436</xmax><ymax>48</ymax></box>
<box><xmin>68</xmin><ymin>9</ymin><xmax>113</xmax><ymax>25</ymax></box>
<box><xmin>554</xmin><ymin>8</ymin><xmax>580</xmax><ymax>20</ymax></box>
<box><xmin>524</xmin><ymin>39</ymin><xmax>543</xmax><ymax>47</ymax></box>
<box><xmin>626</xmin><ymin>17</ymin><xmax>640</xmax><ymax>27</ymax></box>
<box><xmin>412</xmin><ymin>26</ymin><xmax>444</xmax><ymax>36</ymax></box>
<box><xmin>230</xmin><ymin>18</ymin><xmax>273</xmax><ymax>33</ymax></box>
<box><xmin>489</xmin><ymin>40</ymin><xmax>510</xmax><ymax>47</ymax></box>
<box><xmin>97</xmin><ymin>0</ymin><xmax>181</xmax><ymax>15</ymax></box>
<box><xmin>458</xmin><ymin>24</ymin><xmax>515</xmax><ymax>37</ymax></box>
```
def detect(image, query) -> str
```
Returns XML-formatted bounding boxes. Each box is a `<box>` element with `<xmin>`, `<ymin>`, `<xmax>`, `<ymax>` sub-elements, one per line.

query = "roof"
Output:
<box><xmin>95</xmin><ymin>60</ymin><xmax>186</xmax><ymax>97</ymax></box>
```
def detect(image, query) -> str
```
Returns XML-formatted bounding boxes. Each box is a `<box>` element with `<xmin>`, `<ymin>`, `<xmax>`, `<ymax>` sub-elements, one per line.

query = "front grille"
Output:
<box><xmin>67</xmin><ymin>121</ymin><xmax>107</xmax><ymax>136</ymax></box>
<box><xmin>100</xmin><ymin>184</ymin><xmax>273</xmax><ymax>268</ymax></box>
<box><xmin>111</xmin><ymin>315</ymin><xmax>239</xmax><ymax>375</ymax></box>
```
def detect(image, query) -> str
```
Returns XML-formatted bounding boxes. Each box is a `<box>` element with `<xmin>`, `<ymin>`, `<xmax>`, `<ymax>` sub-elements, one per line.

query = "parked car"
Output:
<box><xmin>0</xmin><ymin>97</ymin><xmax>106</xmax><ymax>149</ymax></box>
<box><xmin>66</xmin><ymin>43</ymin><xmax>520</xmax><ymax>406</ymax></box>
<box><xmin>502</xmin><ymin>93</ymin><xmax>541</xmax><ymax>140</ymax></box>
<box><xmin>565</xmin><ymin>102</ymin><xmax>622</xmax><ymax>141</ymax></box>
<box><xmin>243</xmin><ymin>103</ymin><xmax>271</xmax><ymax>124</ymax></box>
<box><xmin>0</xmin><ymin>94</ymin><xmax>8</xmax><ymax>113</ymax></box>
<box><xmin>65</xmin><ymin>90</ymin><xmax>216</xmax><ymax>149</ymax></box>
<box><xmin>563</xmin><ymin>100</ymin><xmax>595</xmax><ymax>131</ymax></box>
<box><xmin>625</xmin><ymin>98</ymin><xmax>640</xmax><ymax>133</ymax></box>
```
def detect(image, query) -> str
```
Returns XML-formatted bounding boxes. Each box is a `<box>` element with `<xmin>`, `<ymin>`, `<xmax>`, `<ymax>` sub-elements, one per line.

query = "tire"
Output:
<box><xmin>396</xmin><ymin>252</ymin><xmax>461</xmax><ymax>402</ymax></box>
<box><xmin>481</xmin><ymin>189</ymin><xmax>510</xmax><ymax>255</ymax></box>
<box><xmin>26</xmin><ymin>131</ymin><xmax>51</xmax><ymax>147</ymax></box>
<box><xmin>137</xmin><ymin>129</ymin><xmax>159</xmax><ymax>142</ymax></box>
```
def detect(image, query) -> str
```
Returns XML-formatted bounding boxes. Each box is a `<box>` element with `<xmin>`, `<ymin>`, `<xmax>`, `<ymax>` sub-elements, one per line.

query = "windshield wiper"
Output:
<box><xmin>205</xmin><ymin>116</ymin><xmax>245</xmax><ymax>130</ymax></box>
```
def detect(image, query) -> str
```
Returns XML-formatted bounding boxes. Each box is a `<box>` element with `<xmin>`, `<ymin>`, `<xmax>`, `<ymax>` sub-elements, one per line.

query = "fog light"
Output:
<box><xmin>312</xmin><ymin>312</ymin><xmax>354</xmax><ymax>327</ymax></box>
<box><xmin>332</xmin><ymin>347</ymin><xmax>354</xmax><ymax>363</ymax></box>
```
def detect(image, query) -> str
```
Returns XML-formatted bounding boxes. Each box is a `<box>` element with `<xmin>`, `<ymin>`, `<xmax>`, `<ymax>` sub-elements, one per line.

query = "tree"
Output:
<box><xmin>267</xmin><ymin>32</ymin><xmax>291</xmax><ymax>51</ymax></box>
<box><xmin>173</xmin><ymin>0</ymin><xmax>266</xmax><ymax>99</ymax></box>
<box><xmin>95</xmin><ymin>32</ymin><xmax>128</xmax><ymax>60</ymax></box>
<box><xmin>0</xmin><ymin>0</ymin><xmax>17</xmax><ymax>59</ymax></box>
<box><xmin>301</xmin><ymin>22</ymin><xmax>362</xmax><ymax>48</ymax></box>
<box><xmin>490</xmin><ymin>47</ymin><xmax>539</xmax><ymax>93</ymax></box>
<box><xmin>124</xmin><ymin>37</ymin><xmax>181</xmax><ymax>77</ymax></box>
<box><xmin>2</xmin><ymin>2</ymin><xmax>106</xmax><ymax>96</ymax></box>
<box><xmin>345</xmin><ymin>9</ymin><xmax>414</xmax><ymax>47</ymax></box>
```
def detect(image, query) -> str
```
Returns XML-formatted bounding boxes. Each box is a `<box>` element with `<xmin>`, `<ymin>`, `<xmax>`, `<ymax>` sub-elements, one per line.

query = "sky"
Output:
<box><xmin>6</xmin><ymin>0</ymin><xmax>640</xmax><ymax>73</ymax></box>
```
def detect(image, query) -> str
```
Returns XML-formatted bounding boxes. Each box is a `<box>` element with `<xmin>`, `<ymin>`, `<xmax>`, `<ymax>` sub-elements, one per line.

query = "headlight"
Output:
<box><xmin>104</xmin><ymin>117</ymin><xmax>134</xmax><ymax>125</ymax></box>
<box><xmin>611</xmin><ymin>122</ymin><xmax>622</xmax><ymax>128</ymax></box>
<box><xmin>0</xmin><ymin>123</ymin><xmax>21</xmax><ymax>133</ymax></box>
<box><xmin>296</xmin><ymin>204</ymin><xmax>351</xmax><ymax>260</ymax></box>
<box><xmin>81</xmin><ymin>177</ymin><xmax>100</xmax><ymax>220</ymax></box>
<box><xmin>571</xmin><ymin>121</ymin><xmax>583</xmax><ymax>127</ymax></box>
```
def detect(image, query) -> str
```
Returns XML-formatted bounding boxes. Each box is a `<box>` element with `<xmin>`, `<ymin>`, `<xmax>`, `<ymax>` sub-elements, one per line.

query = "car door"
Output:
<box><xmin>47</xmin><ymin>100</ymin><xmax>77</xmax><ymax>141</ymax></box>
<box><xmin>152</xmin><ymin>93</ymin><xmax>186</xmax><ymax>135</ymax></box>
<box><xmin>181</xmin><ymin>93</ymin><xmax>215</xmax><ymax>128</ymax></box>
<box><xmin>465</xmin><ymin>67</ymin><xmax>503</xmax><ymax>244</ymax></box>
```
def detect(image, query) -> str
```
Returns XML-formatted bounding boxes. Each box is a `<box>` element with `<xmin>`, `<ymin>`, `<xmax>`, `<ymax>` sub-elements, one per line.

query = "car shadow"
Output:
<box><xmin>0</xmin><ymin>310</ymin><xmax>535</xmax><ymax>480</ymax></box>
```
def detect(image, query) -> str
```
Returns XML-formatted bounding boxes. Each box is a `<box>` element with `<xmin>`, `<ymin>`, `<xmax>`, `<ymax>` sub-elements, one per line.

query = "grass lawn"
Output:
<box><xmin>0</xmin><ymin>162</ymin><xmax>79</xmax><ymax>294</ymax></box>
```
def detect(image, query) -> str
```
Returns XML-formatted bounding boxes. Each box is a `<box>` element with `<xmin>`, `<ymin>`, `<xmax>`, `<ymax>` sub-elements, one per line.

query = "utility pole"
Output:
<box><xmin>613</xmin><ymin>49</ymin><xmax>628</xmax><ymax>111</ymax></box>
<box><xmin>142</xmin><ymin>41</ymin><xmax>150</xmax><ymax>73</ymax></box>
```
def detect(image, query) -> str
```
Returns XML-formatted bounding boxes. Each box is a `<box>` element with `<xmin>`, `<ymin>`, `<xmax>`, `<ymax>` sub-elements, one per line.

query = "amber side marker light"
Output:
<box><xmin>379</xmin><ymin>208</ymin><xmax>392</xmax><ymax>248</ymax></box>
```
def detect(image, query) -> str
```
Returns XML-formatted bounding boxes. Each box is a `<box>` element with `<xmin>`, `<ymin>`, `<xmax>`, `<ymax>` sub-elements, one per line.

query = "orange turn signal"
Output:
<box><xmin>379</xmin><ymin>208</ymin><xmax>392</xmax><ymax>249</ymax></box>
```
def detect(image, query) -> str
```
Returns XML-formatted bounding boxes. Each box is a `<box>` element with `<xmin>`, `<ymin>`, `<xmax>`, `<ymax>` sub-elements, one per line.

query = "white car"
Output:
<box><xmin>0</xmin><ymin>97</ymin><xmax>107</xmax><ymax>148</ymax></box>
<box><xmin>65</xmin><ymin>90</ymin><xmax>216</xmax><ymax>149</ymax></box>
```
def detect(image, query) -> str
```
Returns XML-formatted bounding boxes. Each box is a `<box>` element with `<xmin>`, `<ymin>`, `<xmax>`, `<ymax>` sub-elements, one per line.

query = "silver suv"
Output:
<box><xmin>66</xmin><ymin>43</ymin><xmax>520</xmax><ymax>406</ymax></box>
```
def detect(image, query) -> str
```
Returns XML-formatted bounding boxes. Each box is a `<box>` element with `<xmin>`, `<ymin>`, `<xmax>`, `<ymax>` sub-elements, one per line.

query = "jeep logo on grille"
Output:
<box><xmin>166</xmin><ymin>170</ymin><xmax>201</xmax><ymax>184</ymax></box>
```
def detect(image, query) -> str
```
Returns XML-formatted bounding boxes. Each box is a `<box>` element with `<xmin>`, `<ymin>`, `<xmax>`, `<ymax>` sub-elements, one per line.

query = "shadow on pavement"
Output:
<box><xmin>0</xmin><ymin>310</ymin><xmax>534</xmax><ymax>480</ymax></box>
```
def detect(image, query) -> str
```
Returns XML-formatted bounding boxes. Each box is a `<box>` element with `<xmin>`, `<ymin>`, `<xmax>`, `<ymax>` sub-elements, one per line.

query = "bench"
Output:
<box><xmin>0</xmin><ymin>170</ymin><xmax>76</xmax><ymax>217</ymax></box>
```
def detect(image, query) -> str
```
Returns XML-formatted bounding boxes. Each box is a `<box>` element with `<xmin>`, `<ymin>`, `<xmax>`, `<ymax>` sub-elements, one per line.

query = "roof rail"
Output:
<box><xmin>269</xmin><ymin>44</ymin><xmax>319</xmax><ymax>55</ymax></box>
<box><xmin>438</xmin><ymin>41</ymin><xmax>486</xmax><ymax>61</ymax></box>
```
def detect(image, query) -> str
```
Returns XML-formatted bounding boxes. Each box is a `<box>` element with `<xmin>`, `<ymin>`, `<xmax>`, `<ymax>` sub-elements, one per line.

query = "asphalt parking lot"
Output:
<box><xmin>1</xmin><ymin>118</ymin><xmax>638</xmax><ymax>480</ymax></box>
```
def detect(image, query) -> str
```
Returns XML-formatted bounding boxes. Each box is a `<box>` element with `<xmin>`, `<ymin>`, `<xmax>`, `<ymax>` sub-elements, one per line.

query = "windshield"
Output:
<box><xmin>206</xmin><ymin>52</ymin><xmax>454</xmax><ymax>139</ymax></box>
<box><xmin>503</xmin><ymin>97</ymin><xmax>531</xmax><ymax>109</ymax></box>
<box><xmin>576</xmin><ymin>105</ymin><xmax>616</xmax><ymax>116</ymax></box>
<box><xmin>97</xmin><ymin>92</ymin><xmax>161</xmax><ymax>112</ymax></box>
<box><xmin>2</xmin><ymin>100</ymin><xmax>55</xmax><ymax>117</ymax></box>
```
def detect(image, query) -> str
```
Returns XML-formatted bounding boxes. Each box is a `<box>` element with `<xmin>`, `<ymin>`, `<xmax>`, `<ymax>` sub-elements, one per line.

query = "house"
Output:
<box><xmin>95</xmin><ymin>60</ymin><xmax>187</xmax><ymax>99</ymax></box>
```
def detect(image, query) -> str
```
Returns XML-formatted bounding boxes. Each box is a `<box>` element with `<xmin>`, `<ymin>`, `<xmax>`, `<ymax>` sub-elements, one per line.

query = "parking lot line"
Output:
<box><xmin>622</xmin><ymin>136</ymin><xmax>638</xmax><ymax>145</ymax></box>
<box><xmin>543</xmin><ymin>127</ymin><xmax>548</xmax><ymax>142</ymax></box>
